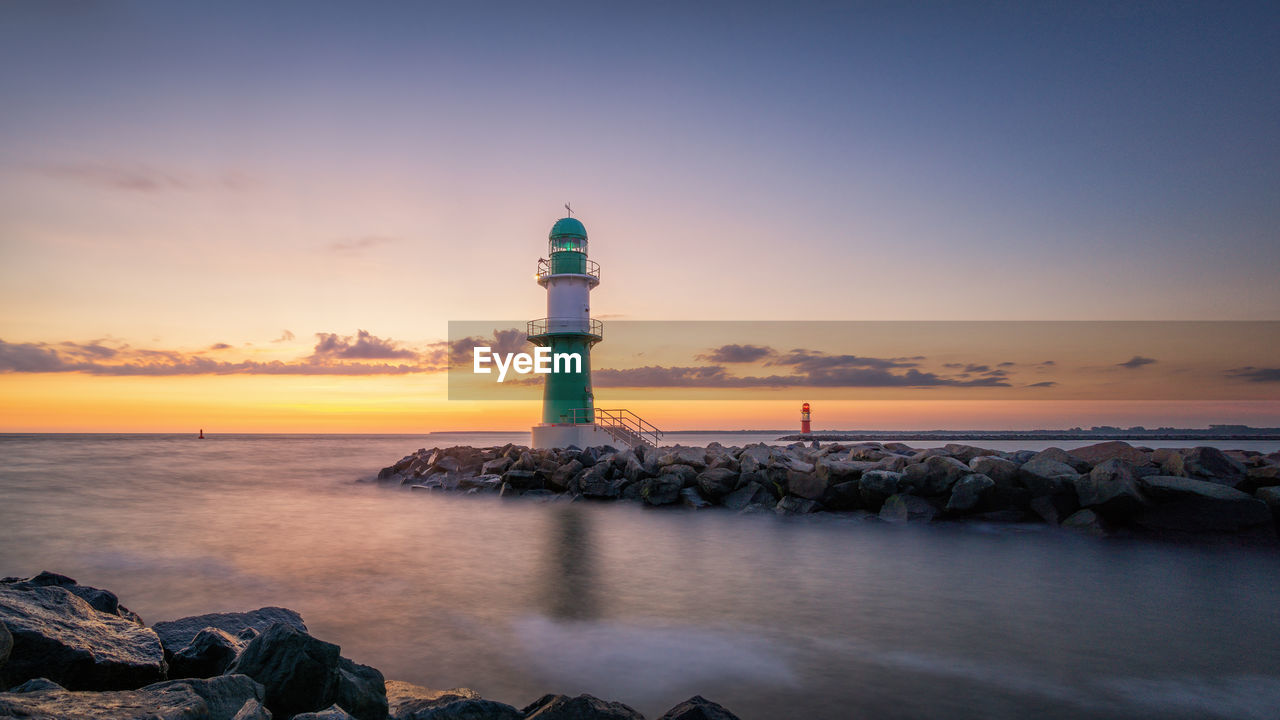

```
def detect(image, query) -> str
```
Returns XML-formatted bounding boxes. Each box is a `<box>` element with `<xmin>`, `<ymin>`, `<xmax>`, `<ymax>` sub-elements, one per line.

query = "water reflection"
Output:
<box><xmin>543</xmin><ymin>505</ymin><xmax>597</xmax><ymax>621</ymax></box>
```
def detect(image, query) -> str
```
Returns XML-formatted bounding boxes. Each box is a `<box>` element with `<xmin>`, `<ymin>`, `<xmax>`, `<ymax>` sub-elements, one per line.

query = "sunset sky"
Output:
<box><xmin>1</xmin><ymin>1</ymin><xmax>1278</xmax><ymax>431</ymax></box>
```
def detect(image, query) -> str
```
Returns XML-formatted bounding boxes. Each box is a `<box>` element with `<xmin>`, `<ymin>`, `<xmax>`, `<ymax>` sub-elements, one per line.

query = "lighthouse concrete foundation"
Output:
<box><xmin>532</xmin><ymin>423</ymin><xmax>626</xmax><ymax>450</ymax></box>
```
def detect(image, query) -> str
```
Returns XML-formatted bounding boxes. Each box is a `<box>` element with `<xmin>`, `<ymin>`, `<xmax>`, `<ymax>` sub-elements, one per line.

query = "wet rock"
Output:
<box><xmin>1241</xmin><ymin>464</ymin><xmax>1280</xmax><ymax>494</ymax></box>
<box><xmin>879</xmin><ymin>494</ymin><xmax>938</xmax><ymax>522</ymax></box>
<box><xmin>822</xmin><ymin>480</ymin><xmax>863</xmax><ymax>511</ymax></box>
<box><xmin>658</xmin><ymin>446</ymin><xmax>708</xmax><ymax>469</ymax></box>
<box><xmin>500</xmin><ymin>469</ymin><xmax>541</xmax><ymax>491</ymax></box>
<box><xmin>722</xmin><ymin>482</ymin><xmax>772</xmax><ymax>511</ymax></box>
<box><xmin>1135</xmin><ymin>476</ymin><xmax>1272</xmax><ymax>533</ymax></box>
<box><xmin>522</xmin><ymin>692</ymin><xmax>644</xmax><ymax>720</ymax></box>
<box><xmin>696</xmin><ymin>468</ymin><xmax>740</xmax><ymax>501</ymax></box>
<box><xmin>900</xmin><ymin>456</ymin><xmax>972</xmax><ymax>496</ymax></box>
<box><xmin>814</xmin><ymin>458</ymin><xmax>871</xmax><ymax>486</ymax></box>
<box><xmin>168</xmin><ymin>627</ymin><xmax>244</xmax><ymax>679</ymax></box>
<box><xmin>0</xmin><ymin>620</ymin><xmax>10</xmax><ymax>670</ymax></box>
<box><xmin>736</xmin><ymin>444</ymin><xmax>772</xmax><ymax>474</ymax></box>
<box><xmin>293</xmin><ymin>705</ymin><xmax>356</xmax><ymax>719</ymax></box>
<box><xmin>859</xmin><ymin>470</ymin><xmax>903</xmax><ymax>510</ymax></box>
<box><xmin>385</xmin><ymin>679</ymin><xmax>479</xmax><ymax>719</ymax></box>
<box><xmin>578</xmin><ymin>464</ymin><xmax>619</xmax><ymax>499</ymax></box>
<box><xmin>0</xmin><ymin>583</ymin><xmax>166</xmax><ymax>691</ymax></box>
<box><xmin>1076</xmin><ymin>459</ymin><xmax>1146</xmax><ymax>519</ymax></box>
<box><xmin>968</xmin><ymin>456</ymin><xmax>1019</xmax><ymax>487</ymax></box>
<box><xmin>227</xmin><ymin>623</ymin><xmax>386</xmax><ymax>720</ymax></box>
<box><xmin>480</xmin><ymin>457</ymin><xmax>513</xmax><ymax>476</ymax></box>
<box><xmin>945</xmin><ymin>473</ymin><xmax>995</xmax><ymax>513</ymax></box>
<box><xmin>942</xmin><ymin>444</ymin><xmax>997</xmax><ymax>464</ymax></box>
<box><xmin>402</xmin><ymin>696</ymin><xmax>522</xmax><ymax>719</ymax></box>
<box><xmin>4</xmin><ymin>572</ymin><xmax>143</xmax><ymax>625</ymax></box>
<box><xmin>1029</xmin><ymin>494</ymin><xmax>1079</xmax><ymax>525</ymax></box>
<box><xmin>775</xmin><ymin>496</ymin><xmax>819</xmax><ymax>515</ymax></box>
<box><xmin>1160</xmin><ymin>447</ymin><xmax>1247</xmax><ymax>486</ymax></box>
<box><xmin>1061</xmin><ymin>509</ymin><xmax>1109</xmax><ymax>537</ymax></box>
<box><xmin>1017</xmin><ymin>458</ymin><xmax>1080</xmax><ymax>497</ymax></box>
<box><xmin>658</xmin><ymin>694</ymin><xmax>742</xmax><ymax>720</ymax></box>
<box><xmin>1068</xmin><ymin>441</ymin><xmax>1150</xmax><ymax>466</ymax></box>
<box><xmin>231</xmin><ymin>698</ymin><xmax>271</xmax><ymax>719</ymax></box>
<box><xmin>1029</xmin><ymin>447</ymin><xmax>1091</xmax><ymax>473</ymax></box>
<box><xmin>153</xmin><ymin>607</ymin><xmax>306</xmax><ymax>660</ymax></box>
<box><xmin>786</xmin><ymin>468</ymin><xmax>827</xmax><ymax>501</ymax></box>
<box><xmin>680</xmin><ymin>487</ymin><xmax>712</xmax><ymax>509</ymax></box>
<box><xmin>640</xmin><ymin>475</ymin><xmax>683</xmax><ymax>506</ymax></box>
<box><xmin>1259</xmin><ymin>486</ymin><xmax>1280</xmax><ymax>527</ymax></box>
<box><xmin>548</xmin><ymin>460</ymin><xmax>582</xmax><ymax>491</ymax></box>
<box><xmin>0</xmin><ymin>674</ymin><xmax>265</xmax><ymax>720</ymax></box>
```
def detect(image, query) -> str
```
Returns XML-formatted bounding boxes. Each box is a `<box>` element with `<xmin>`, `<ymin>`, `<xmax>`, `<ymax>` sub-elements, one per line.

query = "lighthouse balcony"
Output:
<box><xmin>526</xmin><ymin>316</ymin><xmax>603</xmax><ymax>343</ymax></box>
<box><xmin>536</xmin><ymin>257</ymin><xmax>600</xmax><ymax>287</ymax></box>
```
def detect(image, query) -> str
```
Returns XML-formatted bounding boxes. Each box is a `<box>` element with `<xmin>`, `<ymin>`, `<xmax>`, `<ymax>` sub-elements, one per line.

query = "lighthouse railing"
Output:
<box><xmin>537</xmin><ymin>257</ymin><xmax>600</xmax><ymax>282</ymax></box>
<box><xmin>526</xmin><ymin>317</ymin><xmax>604</xmax><ymax>339</ymax></box>
<box><xmin>568</xmin><ymin>407</ymin><xmax>664</xmax><ymax>449</ymax></box>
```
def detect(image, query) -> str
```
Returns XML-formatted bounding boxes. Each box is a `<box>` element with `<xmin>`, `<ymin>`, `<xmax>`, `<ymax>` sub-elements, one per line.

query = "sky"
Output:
<box><xmin>1</xmin><ymin>1</ymin><xmax>1278</xmax><ymax>431</ymax></box>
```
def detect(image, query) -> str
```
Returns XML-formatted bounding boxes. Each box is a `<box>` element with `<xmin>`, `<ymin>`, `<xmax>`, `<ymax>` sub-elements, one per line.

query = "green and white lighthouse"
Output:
<box><xmin>528</xmin><ymin>213</ymin><xmax>662</xmax><ymax>450</ymax></box>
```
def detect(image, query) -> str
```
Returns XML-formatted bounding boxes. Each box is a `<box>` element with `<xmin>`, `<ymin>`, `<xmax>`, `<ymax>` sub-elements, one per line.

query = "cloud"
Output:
<box><xmin>36</xmin><ymin>162</ymin><xmax>247</xmax><ymax>193</ymax></box>
<box><xmin>271</xmin><ymin>330</ymin><xmax>295</xmax><ymax>343</ymax></box>
<box><xmin>0</xmin><ymin>332</ymin><xmax>443</xmax><ymax>376</ymax></box>
<box><xmin>311</xmin><ymin>330</ymin><xmax>417</xmax><ymax>360</ymax></box>
<box><xmin>998</xmin><ymin>361</ymin><xmax>1016</xmax><ymax>367</ymax></box>
<box><xmin>770</xmin><ymin>349</ymin><xmax>920</xmax><ymax>372</ymax></box>
<box><xmin>1117</xmin><ymin>356</ymin><xmax>1157</xmax><ymax>369</ymax></box>
<box><xmin>1225</xmin><ymin>367</ymin><xmax>1280</xmax><ymax>383</ymax></box>
<box><xmin>326</xmin><ymin>236</ymin><xmax>398</xmax><ymax>253</ymax></box>
<box><xmin>1039</xmin><ymin>360</ymin><xmax>1056</xmax><ymax>366</ymax></box>
<box><xmin>593</xmin><ymin>364</ymin><xmax>1010</xmax><ymax>389</ymax></box>
<box><xmin>448</xmin><ymin>329</ymin><xmax>528</xmax><ymax>365</ymax></box>
<box><xmin>696</xmin><ymin>344</ymin><xmax>775</xmax><ymax>363</ymax></box>
<box><xmin>1027</xmin><ymin>381</ymin><xmax>1058</xmax><ymax>388</ymax></box>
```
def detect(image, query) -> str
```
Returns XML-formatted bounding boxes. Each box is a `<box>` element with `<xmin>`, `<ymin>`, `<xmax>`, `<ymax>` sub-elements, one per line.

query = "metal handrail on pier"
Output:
<box><xmin>567</xmin><ymin>407</ymin><xmax>664</xmax><ymax>449</ymax></box>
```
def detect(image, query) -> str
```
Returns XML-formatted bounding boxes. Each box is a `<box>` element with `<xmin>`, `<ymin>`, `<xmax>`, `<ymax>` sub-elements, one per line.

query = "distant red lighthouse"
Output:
<box><xmin>801</xmin><ymin>402</ymin><xmax>811</xmax><ymax>434</ymax></box>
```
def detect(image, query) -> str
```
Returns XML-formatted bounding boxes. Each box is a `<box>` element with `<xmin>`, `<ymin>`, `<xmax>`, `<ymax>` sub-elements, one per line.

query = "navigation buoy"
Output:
<box><xmin>801</xmin><ymin>403</ymin><xmax>811</xmax><ymax>435</ymax></box>
<box><xmin>198</xmin><ymin>429</ymin><xmax>204</xmax><ymax>439</ymax></box>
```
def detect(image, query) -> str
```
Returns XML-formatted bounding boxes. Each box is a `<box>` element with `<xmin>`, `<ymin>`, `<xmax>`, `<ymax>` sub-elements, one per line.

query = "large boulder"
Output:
<box><xmin>3</xmin><ymin>572</ymin><xmax>143</xmax><ymax>625</ymax></box>
<box><xmin>1028</xmin><ymin>447</ymin><xmax>1091</xmax><ymax>473</ymax></box>
<box><xmin>294</xmin><ymin>706</ymin><xmax>356</xmax><ymax>719</ymax></box>
<box><xmin>968</xmin><ymin>456</ymin><xmax>1018</xmax><ymax>487</ymax></box>
<box><xmin>774</xmin><ymin>496</ymin><xmax>819</xmax><ymax>515</ymax></box>
<box><xmin>578</xmin><ymin>463</ymin><xmax>620</xmax><ymax>499</ymax></box>
<box><xmin>658</xmin><ymin>446</ymin><xmax>708</xmax><ymax>469</ymax></box>
<box><xmin>878</xmin><ymin>494</ymin><xmax>938</xmax><ymax>522</ymax></box>
<box><xmin>859</xmin><ymin>470</ymin><xmax>903</xmax><ymax>510</ymax></box>
<box><xmin>1076</xmin><ymin>459</ymin><xmax>1146</xmax><ymax>518</ymax></box>
<box><xmin>152</xmin><ymin>607</ymin><xmax>306</xmax><ymax>659</ymax></box>
<box><xmin>1061</xmin><ymin>509</ymin><xmax>1109</xmax><ymax>537</ymax></box>
<box><xmin>786</xmin><ymin>468</ymin><xmax>828</xmax><ymax>501</ymax></box>
<box><xmin>722</xmin><ymin>482</ymin><xmax>773</xmax><ymax>511</ymax></box>
<box><xmin>0</xmin><ymin>583</ymin><xmax>166</xmax><ymax>691</ymax></box>
<box><xmin>814</xmin><ymin>458</ymin><xmax>871</xmax><ymax>486</ymax></box>
<box><xmin>736</xmin><ymin>444</ymin><xmax>772</xmax><ymax>474</ymax></box>
<box><xmin>227</xmin><ymin>623</ymin><xmax>386</xmax><ymax>720</ymax></box>
<box><xmin>942</xmin><ymin>444</ymin><xmax>997</xmax><ymax>463</ymax></box>
<box><xmin>640</xmin><ymin>475</ymin><xmax>683</xmax><ymax>506</ymax></box>
<box><xmin>548</xmin><ymin>460</ymin><xmax>583</xmax><ymax>491</ymax></box>
<box><xmin>168</xmin><ymin>627</ymin><xmax>244</xmax><ymax>679</ymax></box>
<box><xmin>1135</xmin><ymin>476</ymin><xmax>1272</xmax><ymax>533</ymax></box>
<box><xmin>696</xmin><ymin>468</ymin><xmax>740</xmax><ymax>501</ymax></box>
<box><xmin>822</xmin><ymin>480</ymin><xmax>863</xmax><ymax>511</ymax></box>
<box><xmin>399</xmin><ymin>696</ymin><xmax>522</xmax><ymax>719</ymax></box>
<box><xmin>0</xmin><ymin>674</ymin><xmax>264</xmax><ymax>720</ymax></box>
<box><xmin>1259</xmin><ymin>486</ymin><xmax>1280</xmax><ymax>527</ymax></box>
<box><xmin>900</xmin><ymin>456</ymin><xmax>972</xmax><ymax>496</ymax></box>
<box><xmin>657</xmin><ymin>695</ymin><xmax>742</xmax><ymax>720</ymax></box>
<box><xmin>1068</xmin><ymin>441</ymin><xmax>1150</xmax><ymax>466</ymax></box>
<box><xmin>1160</xmin><ymin>447</ymin><xmax>1247</xmax><ymax>487</ymax></box>
<box><xmin>385</xmin><ymin>679</ymin><xmax>482</xmax><ymax>719</ymax></box>
<box><xmin>1241</xmin><ymin>464</ymin><xmax>1280</xmax><ymax>494</ymax></box>
<box><xmin>945</xmin><ymin>473</ymin><xmax>995</xmax><ymax>513</ymax></box>
<box><xmin>1017</xmin><ymin>458</ymin><xmax>1080</xmax><ymax>497</ymax></box>
<box><xmin>522</xmin><ymin>693</ymin><xmax>644</xmax><ymax>720</ymax></box>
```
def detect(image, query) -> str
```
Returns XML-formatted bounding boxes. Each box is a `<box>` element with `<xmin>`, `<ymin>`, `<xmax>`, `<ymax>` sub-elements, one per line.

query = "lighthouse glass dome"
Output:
<box><xmin>548</xmin><ymin>217</ymin><xmax>588</xmax><ymax>255</ymax></box>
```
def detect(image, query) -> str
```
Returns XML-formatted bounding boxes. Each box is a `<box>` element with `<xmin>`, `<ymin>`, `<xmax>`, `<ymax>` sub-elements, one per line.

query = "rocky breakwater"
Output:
<box><xmin>375</xmin><ymin>440</ymin><xmax>1280</xmax><ymax>540</ymax></box>
<box><xmin>0</xmin><ymin>572</ymin><xmax>741</xmax><ymax>720</ymax></box>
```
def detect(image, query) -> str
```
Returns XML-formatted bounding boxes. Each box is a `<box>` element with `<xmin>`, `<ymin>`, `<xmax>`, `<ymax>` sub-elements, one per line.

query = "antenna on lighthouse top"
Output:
<box><xmin>564</xmin><ymin>202</ymin><xmax>573</xmax><ymax>217</ymax></box>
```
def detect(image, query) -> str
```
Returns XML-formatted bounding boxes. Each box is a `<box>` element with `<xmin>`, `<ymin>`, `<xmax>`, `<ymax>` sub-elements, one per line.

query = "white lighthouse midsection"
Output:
<box><xmin>546</xmin><ymin>276</ymin><xmax>591</xmax><ymax>333</ymax></box>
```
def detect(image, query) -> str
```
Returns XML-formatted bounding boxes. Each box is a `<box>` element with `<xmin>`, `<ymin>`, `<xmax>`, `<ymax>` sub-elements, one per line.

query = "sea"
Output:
<box><xmin>1</xmin><ymin>432</ymin><xmax>1278</xmax><ymax>720</ymax></box>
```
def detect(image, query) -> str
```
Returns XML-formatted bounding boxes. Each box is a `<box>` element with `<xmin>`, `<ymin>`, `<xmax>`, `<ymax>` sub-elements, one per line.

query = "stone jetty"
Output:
<box><xmin>0</xmin><ymin>572</ymin><xmax>739</xmax><ymax>720</ymax></box>
<box><xmin>375</xmin><ymin>440</ymin><xmax>1280</xmax><ymax>540</ymax></box>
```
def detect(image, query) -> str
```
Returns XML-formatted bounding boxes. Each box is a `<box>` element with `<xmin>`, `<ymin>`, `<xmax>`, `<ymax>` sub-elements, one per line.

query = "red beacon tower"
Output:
<box><xmin>801</xmin><ymin>402</ymin><xmax>811</xmax><ymax>434</ymax></box>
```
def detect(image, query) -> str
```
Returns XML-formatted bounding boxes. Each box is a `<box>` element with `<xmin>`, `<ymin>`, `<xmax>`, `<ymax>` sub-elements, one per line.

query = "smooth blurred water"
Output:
<box><xmin>2</xmin><ymin>433</ymin><xmax>1278</xmax><ymax>720</ymax></box>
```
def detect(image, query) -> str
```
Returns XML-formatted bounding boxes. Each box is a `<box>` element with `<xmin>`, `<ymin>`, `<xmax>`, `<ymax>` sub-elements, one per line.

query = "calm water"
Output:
<box><xmin>2</xmin><ymin>434</ymin><xmax>1278</xmax><ymax>720</ymax></box>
